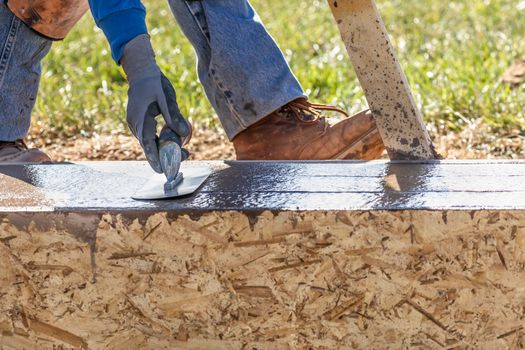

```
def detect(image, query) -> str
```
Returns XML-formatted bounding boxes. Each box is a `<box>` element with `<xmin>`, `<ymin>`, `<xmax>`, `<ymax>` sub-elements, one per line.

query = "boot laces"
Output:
<box><xmin>283</xmin><ymin>98</ymin><xmax>350</xmax><ymax>124</ymax></box>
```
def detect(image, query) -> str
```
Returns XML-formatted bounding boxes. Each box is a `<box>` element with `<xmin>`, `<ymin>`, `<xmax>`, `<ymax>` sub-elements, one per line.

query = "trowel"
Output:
<box><xmin>132</xmin><ymin>129</ymin><xmax>211</xmax><ymax>200</ymax></box>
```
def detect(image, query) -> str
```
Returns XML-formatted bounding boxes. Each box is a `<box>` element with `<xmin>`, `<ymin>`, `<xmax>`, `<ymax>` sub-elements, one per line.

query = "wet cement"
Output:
<box><xmin>1</xmin><ymin>160</ymin><xmax>525</xmax><ymax>213</ymax></box>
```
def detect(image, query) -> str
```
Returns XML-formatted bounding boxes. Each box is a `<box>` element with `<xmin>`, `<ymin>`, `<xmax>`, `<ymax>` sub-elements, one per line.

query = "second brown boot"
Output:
<box><xmin>0</xmin><ymin>139</ymin><xmax>51</xmax><ymax>164</ymax></box>
<box><xmin>232</xmin><ymin>98</ymin><xmax>384</xmax><ymax>160</ymax></box>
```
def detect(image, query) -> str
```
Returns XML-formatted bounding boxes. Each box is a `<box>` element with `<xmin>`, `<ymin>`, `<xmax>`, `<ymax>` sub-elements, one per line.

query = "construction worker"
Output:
<box><xmin>0</xmin><ymin>0</ymin><xmax>384</xmax><ymax>172</ymax></box>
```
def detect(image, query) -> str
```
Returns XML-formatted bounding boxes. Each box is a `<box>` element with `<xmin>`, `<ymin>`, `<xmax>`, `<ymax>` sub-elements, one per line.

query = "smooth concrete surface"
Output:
<box><xmin>1</xmin><ymin>160</ymin><xmax>525</xmax><ymax>212</ymax></box>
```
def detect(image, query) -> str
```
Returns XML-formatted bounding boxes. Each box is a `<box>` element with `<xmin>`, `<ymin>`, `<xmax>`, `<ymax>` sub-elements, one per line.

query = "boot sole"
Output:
<box><xmin>0</xmin><ymin>149</ymin><xmax>52</xmax><ymax>164</ymax></box>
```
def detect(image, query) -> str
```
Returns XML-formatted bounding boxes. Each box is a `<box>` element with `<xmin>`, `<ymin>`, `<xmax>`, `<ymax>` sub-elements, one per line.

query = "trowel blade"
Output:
<box><xmin>132</xmin><ymin>166</ymin><xmax>212</xmax><ymax>200</ymax></box>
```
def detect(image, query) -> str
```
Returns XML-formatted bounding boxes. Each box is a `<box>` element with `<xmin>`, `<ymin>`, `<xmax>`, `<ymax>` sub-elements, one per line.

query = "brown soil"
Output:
<box><xmin>502</xmin><ymin>57</ymin><xmax>525</xmax><ymax>87</ymax></box>
<box><xmin>27</xmin><ymin>122</ymin><xmax>236</xmax><ymax>162</ymax></box>
<box><xmin>430</xmin><ymin>118</ymin><xmax>525</xmax><ymax>159</ymax></box>
<box><xmin>27</xmin><ymin>119</ymin><xmax>525</xmax><ymax>162</ymax></box>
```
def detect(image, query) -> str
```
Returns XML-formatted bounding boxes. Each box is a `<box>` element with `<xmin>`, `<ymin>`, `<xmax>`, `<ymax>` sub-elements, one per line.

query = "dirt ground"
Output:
<box><xmin>27</xmin><ymin>119</ymin><xmax>525</xmax><ymax>162</ymax></box>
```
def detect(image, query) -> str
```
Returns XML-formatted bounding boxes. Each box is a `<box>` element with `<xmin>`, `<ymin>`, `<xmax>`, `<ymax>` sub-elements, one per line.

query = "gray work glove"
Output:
<box><xmin>121</xmin><ymin>34</ymin><xmax>191</xmax><ymax>173</ymax></box>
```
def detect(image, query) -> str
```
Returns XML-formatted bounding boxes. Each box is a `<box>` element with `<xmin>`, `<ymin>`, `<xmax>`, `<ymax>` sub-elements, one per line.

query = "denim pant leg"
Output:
<box><xmin>0</xmin><ymin>1</ymin><xmax>51</xmax><ymax>141</ymax></box>
<box><xmin>168</xmin><ymin>0</ymin><xmax>306</xmax><ymax>140</ymax></box>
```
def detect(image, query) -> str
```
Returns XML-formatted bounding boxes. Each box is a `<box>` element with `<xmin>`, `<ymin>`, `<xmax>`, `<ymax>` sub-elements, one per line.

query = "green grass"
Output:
<box><xmin>35</xmin><ymin>0</ymin><xmax>525</xmax><ymax>137</ymax></box>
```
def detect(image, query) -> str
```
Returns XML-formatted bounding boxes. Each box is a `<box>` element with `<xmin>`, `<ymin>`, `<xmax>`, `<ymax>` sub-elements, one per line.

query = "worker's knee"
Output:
<box><xmin>6</xmin><ymin>0</ymin><xmax>88</xmax><ymax>40</ymax></box>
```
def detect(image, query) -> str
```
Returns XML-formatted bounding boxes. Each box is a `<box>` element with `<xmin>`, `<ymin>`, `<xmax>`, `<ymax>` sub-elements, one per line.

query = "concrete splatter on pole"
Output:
<box><xmin>328</xmin><ymin>0</ymin><xmax>439</xmax><ymax>160</ymax></box>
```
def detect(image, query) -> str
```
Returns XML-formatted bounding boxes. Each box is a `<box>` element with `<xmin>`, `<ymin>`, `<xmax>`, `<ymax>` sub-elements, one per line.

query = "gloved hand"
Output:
<box><xmin>121</xmin><ymin>34</ymin><xmax>191</xmax><ymax>173</ymax></box>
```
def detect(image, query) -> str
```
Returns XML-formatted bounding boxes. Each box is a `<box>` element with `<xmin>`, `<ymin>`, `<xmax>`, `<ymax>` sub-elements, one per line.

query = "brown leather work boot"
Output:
<box><xmin>233</xmin><ymin>98</ymin><xmax>385</xmax><ymax>160</ymax></box>
<box><xmin>0</xmin><ymin>140</ymin><xmax>51</xmax><ymax>163</ymax></box>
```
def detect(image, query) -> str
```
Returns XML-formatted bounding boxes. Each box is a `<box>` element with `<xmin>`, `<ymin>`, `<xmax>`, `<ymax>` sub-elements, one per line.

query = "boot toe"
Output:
<box><xmin>331</xmin><ymin>110</ymin><xmax>385</xmax><ymax>160</ymax></box>
<box><xmin>0</xmin><ymin>149</ymin><xmax>51</xmax><ymax>164</ymax></box>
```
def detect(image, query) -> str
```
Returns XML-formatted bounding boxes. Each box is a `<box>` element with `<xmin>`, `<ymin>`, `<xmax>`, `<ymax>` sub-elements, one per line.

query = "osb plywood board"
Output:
<box><xmin>1</xmin><ymin>209</ymin><xmax>525</xmax><ymax>349</ymax></box>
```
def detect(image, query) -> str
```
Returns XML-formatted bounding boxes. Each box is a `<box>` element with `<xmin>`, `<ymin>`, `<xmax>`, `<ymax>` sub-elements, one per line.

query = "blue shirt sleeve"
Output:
<box><xmin>88</xmin><ymin>0</ymin><xmax>148</xmax><ymax>63</ymax></box>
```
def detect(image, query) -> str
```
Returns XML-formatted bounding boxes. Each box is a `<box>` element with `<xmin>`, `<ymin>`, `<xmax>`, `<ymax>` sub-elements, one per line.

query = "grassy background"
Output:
<box><xmin>35</xmin><ymin>0</ymin><xmax>525</xmax><ymax>138</ymax></box>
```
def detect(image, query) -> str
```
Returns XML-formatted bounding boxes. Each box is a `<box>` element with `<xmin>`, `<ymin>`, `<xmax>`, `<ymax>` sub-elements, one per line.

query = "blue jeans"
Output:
<box><xmin>0</xmin><ymin>0</ymin><xmax>305</xmax><ymax>141</ymax></box>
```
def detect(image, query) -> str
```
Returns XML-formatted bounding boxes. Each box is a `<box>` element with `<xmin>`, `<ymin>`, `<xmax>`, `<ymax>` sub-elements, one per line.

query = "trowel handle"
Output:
<box><xmin>159</xmin><ymin>126</ymin><xmax>190</xmax><ymax>161</ymax></box>
<box><xmin>158</xmin><ymin>127</ymin><xmax>189</xmax><ymax>183</ymax></box>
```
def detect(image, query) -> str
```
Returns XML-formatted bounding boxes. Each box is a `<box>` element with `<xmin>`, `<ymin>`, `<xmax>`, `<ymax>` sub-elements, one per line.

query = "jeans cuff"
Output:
<box><xmin>225</xmin><ymin>91</ymin><xmax>307</xmax><ymax>140</ymax></box>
